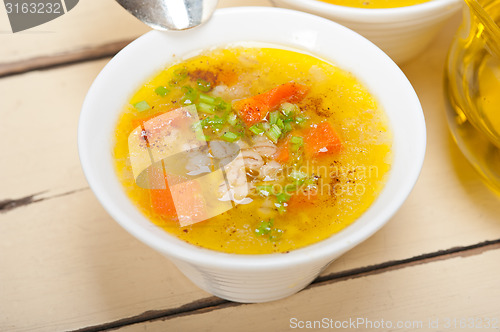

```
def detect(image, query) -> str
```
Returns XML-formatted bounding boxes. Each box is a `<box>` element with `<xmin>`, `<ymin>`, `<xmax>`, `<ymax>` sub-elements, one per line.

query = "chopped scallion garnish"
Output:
<box><xmin>196</xmin><ymin>133</ymin><xmax>210</xmax><ymax>142</ymax></box>
<box><xmin>203</xmin><ymin>115</ymin><xmax>225</xmax><ymax>126</ymax></box>
<box><xmin>181</xmin><ymin>86</ymin><xmax>198</xmax><ymax>105</ymax></box>
<box><xmin>198</xmin><ymin>102</ymin><xmax>215</xmax><ymax>114</ymax></box>
<box><xmin>276</xmin><ymin>192</ymin><xmax>291</xmax><ymax>204</ymax></box>
<box><xmin>216</xmin><ymin>99</ymin><xmax>231</xmax><ymax>112</ymax></box>
<box><xmin>269</xmin><ymin>111</ymin><xmax>280</xmax><ymax>125</ymax></box>
<box><xmin>221</xmin><ymin>131</ymin><xmax>239</xmax><ymax>142</ymax></box>
<box><xmin>284</xmin><ymin>184</ymin><xmax>297</xmax><ymax>193</ymax></box>
<box><xmin>276</xmin><ymin>118</ymin><xmax>284</xmax><ymax>130</ymax></box>
<box><xmin>275</xmin><ymin>203</ymin><xmax>287</xmax><ymax>215</ymax></box>
<box><xmin>265</xmin><ymin>124</ymin><xmax>282</xmax><ymax>143</ymax></box>
<box><xmin>255</xmin><ymin>219</ymin><xmax>273</xmax><ymax>236</ymax></box>
<box><xmin>196</xmin><ymin>79</ymin><xmax>212</xmax><ymax>92</ymax></box>
<box><xmin>255</xmin><ymin>219</ymin><xmax>283</xmax><ymax>241</ymax></box>
<box><xmin>280</xmin><ymin>103</ymin><xmax>299</xmax><ymax>117</ymax></box>
<box><xmin>291</xmin><ymin>136</ymin><xmax>304</xmax><ymax>145</ymax></box>
<box><xmin>249</xmin><ymin>124</ymin><xmax>264</xmax><ymax>135</ymax></box>
<box><xmin>289</xmin><ymin>169</ymin><xmax>308</xmax><ymax>182</ymax></box>
<box><xmin>256</xmin><ymin>185</ymin><xmax>274</xmax><ymax>196</ymax></box>
<box><xmin>173</xmin><ymin>67</ymin><xmax>188</xmax><ymax>79</ymax></box>
<box><xmin>154</xmin><ymin>86</ymin><xmax>169</xmax><ymax>96</ymax></box>
<box><xmin>169</xmin><ymin>67</ymin><xmax>188</xmax><ymax>86</ymax></box>
<box><xmin>283</xmin><ymin>121</ymin><xmax>293</xmax><ymax>133</ymax></box>
<box><xmin>269</xmin><ymin>228</ymin><xmax>284</xmax><ymax>242</ymax></box>
<box><xmin>227</xmin><ymin>113</ymin><xmax>238</xmax><ymax>126</ymax></box>
<box><xmin>133</xmin><ymin>100</ymin><xmax>150</xmax><ymax>112</ymax></box>
<box><xmin>199</xmin><ymin>93</ymin><xmax>216</xmax><ymax>105</ymax></box>
<box><xmin>295</xmin><ymin>115</ymin><xmax>307</xmax><ymax>125</ymax></box>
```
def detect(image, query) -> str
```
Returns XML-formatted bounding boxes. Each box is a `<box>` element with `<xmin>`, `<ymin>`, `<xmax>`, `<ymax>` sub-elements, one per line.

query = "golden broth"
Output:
<box><xmin>113</xmin><ymin>46</ymin><xmax>392</xmax><ymax>254</ymax></box>
<box><xmin>317</xmin><ymin>0</ymin><xmax>431</xmax><ymax>8</ymax></box>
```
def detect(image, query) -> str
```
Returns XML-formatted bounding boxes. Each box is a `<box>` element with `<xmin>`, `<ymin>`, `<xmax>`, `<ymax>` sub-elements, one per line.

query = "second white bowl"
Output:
<box><xmin>272</xmin><ymin>0</ymin><xmax>463</xmax><ymax>63</ymax></box>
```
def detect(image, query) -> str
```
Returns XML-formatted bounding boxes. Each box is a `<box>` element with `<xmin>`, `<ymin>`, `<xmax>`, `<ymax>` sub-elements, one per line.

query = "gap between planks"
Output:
<box><xmin>0</xmin><ymin>39</ymin><xmax>133</xmax><ymax>78</ymax></box>
<box><xmin>72</xmin><ymin>239</ymin><xmax>500</xmax><ymax>332</ymax></box>
<box><xmin>0</xmin><ymin>187</ymin><xmax>89</xmax><ymax>213</ymax></box>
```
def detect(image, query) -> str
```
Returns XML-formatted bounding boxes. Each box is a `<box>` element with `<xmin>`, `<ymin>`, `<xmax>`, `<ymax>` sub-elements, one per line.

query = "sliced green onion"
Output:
<box><xmin>192</xmin><ymin>120</ymin><xmax>207</xmax><ymax>141</ymax></box>
<box><xmin>169</xmin><ymin>67</ymin><xmax>188</xmax><ymax>86</ymax></box>
<box><xmin>216</xmin><ymin>99</ymin><xmax>231</xmax><ymax>112</ymax></box>
<box><xmin>280</xmin><ymin>103</ymin><xmax>299</xmax><ymax>117</ymax></box>
<box><xmin>196</xmin><ymin>79</ymin><xmax>212</xmax><ymax>92</ymax></box>
<box><xmin>203</xmin><ymin>115</ymin><xmax>225</xmax><ymax>126</ymax></box>
<box><xmin>181</xmin><ymin>86</ymin><xmax>198</xmax><ymax>105</ymax></box>
<box><xmin>227</xmin><ymin>113</ymin><xmax>238</xmax><ymax>126</ymax></box>
<box><xmin>291</xmin><ymin>136</ymin><xmax>304</xmax><ymax>145</ymax></box>
<box><xmin>199</xmin><ymin>93</ymin><xmax>217</xmax><ymax>105</ymax></box>
<box><xmin>289</xmin><ymin>169</ymin><xmax>308</xmax><ymax>182</ymax></box>
<box><xmin>269</xmin><ymin>228</ymin><xmax>284</xmax><ymax>242</ymax></box>
<box><xmin>283</xmin><ymin>121</ymin><xmax>293</xmax><ymax>133</ymax></box>
<box><xmin>269</xmin><ymin>111</ymin><xmax>280</xmax><ymax>125</ymax></box>
<box><xmin>291</xmin><ymin>136</ymin><xmax>304</xmax><ymax>152</ymax></box>
<box><xmin>198</xmin><ymin>102</ymin><xmax>215</xmax><ymax>114</ymax></box>
<box><xmin>221</xmin><ymin>131</ymin><xmax>239</xmax><ymax>142</ymax></box>
<box><xmin>192</xmin><ymin>120</ymin><xmax>203</xmax><ymax>132</ymax></box>
<box><xmin>265</xmin><ymin>124</ymin><xmax>282</xmax><ymax>143</ymax></box>
<box><xmin>276</xmin><ymin>118</ymin><xmax>284</xmax><ymax>130</ymax></box>
<box><xmin>174</xmin><ymin>67</ymin><xmax>188</xmax><ymax>79</ymax></box>
<box><xmin>196</xmin><ymin>133</ymin><xmax>210</xmax><ymax>142</ymax></box>
<box><xmin>133</xmin><ymin>100</ymin><xmax>150</xmax><ymax>112</ymax></box>
<box><xmin>275</xmin><ymin>203</ymin><xmax>287</xmax><ymax>215</ymax></box>
<box><xmin>284</xmin><ymin>184</ymin><xmax>297</xmax><ymax>194</ymax></box>
<box><xmin>261</xmin><ymin>122</ymin><xmax>271</xmax><ymax>131</ymax></box>
<box><xmin>295</xmin><ymin>115</ymin><xmax>307</xmax><ymax>124</ymax></box>
<box><xmin>276</xmin><ymin>192</ymin><xmax>291</xmax><ymax>204</ymax></box>
<box><xmin>154</xmin><ymin>86</ymin><xmax>169</xmax><ymax>96</ymax></box>
<box><xmin>249</xmin><ymin>124</ymin><xmax>264</xmax><ymax>135</ymax></box>
<box><xmin>256</xmin><ymin>185</ymin><xmax>274</xmax><ymax>196</ymax></box>
<box><xmin>255</xmin><ymin>219</ymin><xmax>273</xmax><ymax>236</ymax></box>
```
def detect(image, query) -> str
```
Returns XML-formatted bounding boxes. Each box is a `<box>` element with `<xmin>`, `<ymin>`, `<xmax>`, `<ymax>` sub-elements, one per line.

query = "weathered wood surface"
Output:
<box><xmin>1</xmin><ymin>2</ymin><xmax>499</xmax><ymax>332</ymax></box>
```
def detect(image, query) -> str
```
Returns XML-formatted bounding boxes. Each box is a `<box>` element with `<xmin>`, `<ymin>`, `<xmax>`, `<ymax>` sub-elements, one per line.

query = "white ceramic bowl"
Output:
<box><xmin>78</xmin><ymin>7</ymin><xmax>426</xmax><ymax>303</ymax></box>
<box><xmin>272</xmin><ymin>0</ymin><xmax>462</xmax><ymax>64</ymax></box>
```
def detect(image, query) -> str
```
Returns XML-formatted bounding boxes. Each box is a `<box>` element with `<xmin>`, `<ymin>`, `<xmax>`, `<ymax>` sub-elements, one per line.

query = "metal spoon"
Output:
<box><xmin>116</xmin><ymin>0</ymin><xmax>219</xmax><ymax>31</ymax></box>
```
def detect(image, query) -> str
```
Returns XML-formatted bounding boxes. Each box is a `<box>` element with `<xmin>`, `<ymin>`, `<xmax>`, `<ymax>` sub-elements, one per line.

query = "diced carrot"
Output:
<box><xmin>274</xmin><ymin>135</ymin><xmax>291</xmax><ymax>163</ymax></box>
<box><xmin>169</xmin><ymin>180</ymin><xmax>207</xmax><ymax>227</ymax></box>
<box><xmin>148</xmin><ymin>165</ymin><xmax>178</xmax><ymax>218</ymax></box>
<box><xmin>232</xmin><ymin>82</ymin><xmax>310</xmax><ymax>126</ymax></box>
<box><xmin>303</xmin><ymin>122</ymin><xmax>342</xmax><ymax>158</ymax></box>
<box><xmin>287</xmin><ymin>189</ymin><xmax>318</xmax><ymax>210</ymax></box>
<box><xmin>148</xmin><ymin>166</ymin><xmax>207</xmax><ymax>226</ymax></box>
<box><xmin>150</xmin><ymin>188</ymin><xmax>176</xmax><ymax>218</ymax></box>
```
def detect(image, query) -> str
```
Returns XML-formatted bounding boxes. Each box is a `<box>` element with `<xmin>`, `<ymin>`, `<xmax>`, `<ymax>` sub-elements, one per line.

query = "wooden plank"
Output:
<box><xmin>115</xmin><ymin>248</ymin><xmax>500</xmax><ymax>332</ymax></box>
<box><xmin>0</xmin><ymin>59</ymin><xmax>109</xmax><ymax>199</ymax></box>
<box><xmin>2</xmin><ymin>13</ymin><xmax>500</xmax><ymax>332</ymax></box>
<box><xmin>0</xmin><ymin>0</ymin><xmax>273</xmax><ymax>76</ymax></box>
<box><xmin>0</xmin><ymin>190</ymin><xmax>212</xmax><ymax>332</ymax></box>
<box><xmin>0</xmin><ymin>1</ymin><xmax>149</xmax><ymax>65</ymax></box>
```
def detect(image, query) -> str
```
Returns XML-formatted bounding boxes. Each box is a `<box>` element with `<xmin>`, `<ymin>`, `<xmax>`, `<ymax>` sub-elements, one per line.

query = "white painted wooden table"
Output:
<box><xmin>1</xmin><ymin>1</ymin><xmax>500</xmax><ymax>331</ymax></box>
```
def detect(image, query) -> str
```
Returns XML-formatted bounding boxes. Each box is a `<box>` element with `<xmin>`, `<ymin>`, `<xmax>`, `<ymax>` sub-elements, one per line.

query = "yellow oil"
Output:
<box><xmin>317</xmin><ymin>0</ymin><xmax>431</xmax><ymax>9</ymax></box>
<box><xmin>445</xmin><ymin>0</ymin><xmax>500</xmax><ymax>194</ymax></box>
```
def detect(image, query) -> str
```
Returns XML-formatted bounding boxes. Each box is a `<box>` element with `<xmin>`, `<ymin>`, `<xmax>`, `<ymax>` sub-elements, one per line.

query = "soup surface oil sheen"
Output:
<box><xmin>113</xmin><ymin>47</ymin><xmax>392</xmax><ymax>254</ymax></box>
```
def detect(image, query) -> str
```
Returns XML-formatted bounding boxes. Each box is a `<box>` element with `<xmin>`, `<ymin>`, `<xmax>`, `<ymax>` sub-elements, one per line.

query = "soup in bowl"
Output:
<box><xmin>78</xmin><ymin>7</ymin><xmax>426</xmax><ymax>302</ymax></box>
